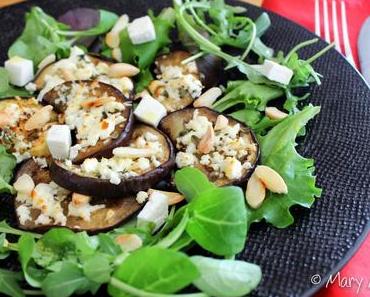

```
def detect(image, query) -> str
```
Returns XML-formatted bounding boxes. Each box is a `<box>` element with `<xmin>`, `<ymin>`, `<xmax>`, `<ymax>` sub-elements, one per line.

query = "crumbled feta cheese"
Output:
<box><xmin>251</xmin><ymin>59</ymin><xmax>294</xmax><ymax>85</ymax></box>
<box><xmin>176</xmin><ymin>152</ymin><xmax>197</xmax><ymax>168</ymax></box>
<box><xmin>137</xmin><ymin>191</ymin><xmax>168</xmax><ymax>232</ymax></box>
<box><xmin>46</xmin><ymin>125</ymin><xmax>72</xmax><ymax>160</ymax></box>
<box><xmin>35</xmin><ymin>214</ymin><xmax>51</xmax><ymax>225</ymax></box>
<box><xmin>134</xmin><ymin>94</ymin><xmax>167</xmax><ymax>127</ymax></box>
<box><xmin>81</xmin><ymin>158</ymin><xmax>99</xmax><ymax>174</ymax></box>
<box><xmin>5</xmin><ymin>56</ymin><xmax>34</xmax><ymax>87</ymax></box>
<box><xmin>16</xmin><ymin>205</ymin><xmax>31</xmax><ymax>225</ymax></box>
<box><xmin>128</xmin><ymin>16</ymin><xmax>156</xmax><ymax>45</ymax></box>
<box><xmin>33</xmin><ymin>157</ymin><xmax>48</xmax><ymax>168</ymax></box>
<box><xmin>222</xmin><ymin>157</ymin><xmax>242</xmax><ymax>180</ymax></box>
<box><xmin>136</xmin><ymin>191</ymin><xmax>149</xmax><ymax>204</ymax></box>
<box><xmin>25</xmin><ymin>82</ymin><xmax>37</xmax><ymax>93</ymax></box>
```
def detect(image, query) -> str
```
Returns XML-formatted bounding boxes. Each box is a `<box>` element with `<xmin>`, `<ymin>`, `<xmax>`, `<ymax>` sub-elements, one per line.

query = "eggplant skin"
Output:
<box><xmin>159</xmin><ymin>107</ymin><xmax>260</xmax><ymax>187</ymax></box>
<box><xmin>42</xmin><ymin>80</ymin><xmax>134</xmax><ymax>163</ymax></box>
<box><xmin>14</xmin><ymin>159</ymin><xmax>141</xmax><ymax>233</ymax></box>
<box><xmin>50</xmin><ymin>125</ymin><xmax>176</xmax><ymax>199</ymax></box>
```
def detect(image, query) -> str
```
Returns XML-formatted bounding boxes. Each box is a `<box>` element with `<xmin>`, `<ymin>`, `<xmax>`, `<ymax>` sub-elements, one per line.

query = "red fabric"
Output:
<box><xmin>260</xmin><ymin>1</ymin><xmax>370</xmax><ymax>296</ymax></box>
<box><xmin>263</xmin><ymin>0</ymin><xmax>370</xmax><ymax>68</ymax></box>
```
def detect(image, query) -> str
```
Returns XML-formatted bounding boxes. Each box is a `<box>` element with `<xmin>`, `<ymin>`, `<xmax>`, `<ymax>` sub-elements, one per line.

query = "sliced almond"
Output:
<box><xmin>113</xmin><ymin>147</ymin><xmax>156</xmax><ymax>158</ymax></box>
<box><xmin>197</xmin><ymin>125</ymin><xmax>215</xmax><ymax>154</ymax></box>
<box><xmin>112</xmin><ymin>47</ymin><xmax>123</xmax><ymax>62</ymax></box>
<box><xmin>148</xmin><ymin>189</ymin><xmax>185</xmax><ymax>206</ymax></box>
<box><xmin>106</xmin><ymin>32</ymin><xmax>120</xmax><ymax>49</ymax></box>
<box><xmin>80</xmin><ymin>96</ymin><xmax>115</xmax><ymax>109</ymax></box>
<box><xmin>148</xmin><ymin>80</ymin><xmax>165</xmax><ymax>97</ymax></box>
<box><xmin>13</xmin><ymin>174</ymin><xmax>35</xmax><ymax>195</ymax></box>
<box><xmin>0</xmin><ymin>111</ymin><xmax>13</xmax><ymax>128</ymax></box>
<box><xmin>254</xmin><ymin>165</ymin><xmax>288</xmax><ymax>194</ymax></box>
<box><xmin>193</xmin><ymin>87</ymin><xmax>222</xmax><ymax>108</ymax></box>
<box><xmin>115</xmin><ymin>234</ymin><xmax>143</xmax><ymax>252</ymax></box>
<box><xmin>246</xmin><ymin>173</ymin><xmax>266</xmax><ymax>209</ymax></box>
<box><xmin>24</xmin><ymin>105</ymin><xmax>53</xmax><ymax>131</ymax></box>
<box><xmin>37</xmin><ymin>54</ymin><xmax>56</xmax><ymax>71</ymax></box>
<box><xmin>265</xmin><ymin>107</ymin><xmax>288</xmax><ymax>120</ymax></box>
<box><xmin>214</xmin><ymin>114</ymin><xmax>229</xmax><ymax>131</ymax></box>
<box><xmin>60</xmin><ymin>68</ymin><xmax>75</xmax><ymax>81</ymax></box>
<box><xmin>108</xmin><ymin>63</ymin><xmax>140</xmax><ymax>78</ymax></box>
<box><xmin>71</xmin><ymin>193</ymin><xmax>91</xmax><ymax>206</ymax></box>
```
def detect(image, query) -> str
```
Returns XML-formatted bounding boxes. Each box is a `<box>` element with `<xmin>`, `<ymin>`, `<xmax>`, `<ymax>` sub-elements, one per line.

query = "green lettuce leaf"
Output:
<box><xmin>119</xmin><ymin>8</ymin><xmax>175</xmax><ymax>70</ymax></box>
<box><xmin>0</xmin><ymin>145</ymin><xmax>16</xmax><ymax>194</ymax></box>
<box><xmin>247</xmin><ymin>105</ymin><xmax>322</xmax><ymax>228</ymax></box>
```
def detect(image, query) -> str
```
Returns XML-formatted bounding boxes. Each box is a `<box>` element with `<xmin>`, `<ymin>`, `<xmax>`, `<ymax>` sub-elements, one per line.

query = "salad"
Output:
<box><xmin>0</xmin><ymin>0</ymin><xmax>332</xmax><ymax>296</ymax></box>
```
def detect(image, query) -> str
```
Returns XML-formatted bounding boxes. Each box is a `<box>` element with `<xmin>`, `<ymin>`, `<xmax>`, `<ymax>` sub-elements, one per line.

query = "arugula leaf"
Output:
<box><xmin>97</xmin><ymin>234</ymin><xmax>122</xmax><ymax>256</ymax></box>
<box><xmin>248</xmin><ymin>105</ymin><xmax>322</xmax><ymax>227</ymax></box>
<box><xmin>108</xmin><ymin>247</ymin><xmax>199</xmax><ymax>296</ymax></box>
<box><xmin>0</xmin><ymin>269</ymin><xmax>25</xmax><ymax>297</ymax></box>
<box><xmin>119</xmin><ymin>8</ymin><xmax>175</xmax><ymax>70</ymax></box>
<box><xmin>174</xmin><ymin>167</ymin><xmax>215</xmax><ymax>202</ymax></box>
<box><xmin>41</xmin><ymin>262</ymin><xmax>91</xmax><ymax>297</ymax></box>
<box><xmin>213</xmin><ymin>80</ymin><xmax>284</xmax><ymax>113</ymax></box>
<box><xmin>191</xmin><ymin>256</ymin><xmax>262</xmax><ymax>297</ymax></box>
<box><xmin>0</xmin><ymin>145</ymin><xmax>17</xmax><ymax>194</ymax></box>
<box><xmin>186</xmin><ymin>186</ymin><xmax>247</xmax><ymax>256</ymax></box>
<box><xmin>8</xmin><ymin>7</ymin><xmax>117</xmax><ymax>66</ymax></box>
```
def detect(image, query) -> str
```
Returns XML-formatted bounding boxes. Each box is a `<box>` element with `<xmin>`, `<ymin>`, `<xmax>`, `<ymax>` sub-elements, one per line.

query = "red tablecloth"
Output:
<box><xmin>261</xmin><ymin>1</ymin><xmax>370</xmax><ymax>296</ymax></box>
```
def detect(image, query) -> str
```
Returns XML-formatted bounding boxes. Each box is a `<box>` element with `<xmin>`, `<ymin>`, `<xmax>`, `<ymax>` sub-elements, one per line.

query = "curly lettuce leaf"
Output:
<box><xmin>0</xmin><ymin>146</ymin><xmax>16</xmax><ymax>194</ymax></box>
<box><xmin>247</xmin><ymin>105</ymin><xmax>322</xmax><ymax>228</ymax></box>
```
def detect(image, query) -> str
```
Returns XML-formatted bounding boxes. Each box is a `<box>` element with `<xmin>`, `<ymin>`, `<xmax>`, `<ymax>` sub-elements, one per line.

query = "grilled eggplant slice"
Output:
<box><xmin>34</xmin><ymin>53</ymin><xmax>134</xmax><ymax>99</ymax></box>
<box><xmin>14</xmin><ymin>159</ymin><xmax>140</xmax><ymax>233</ymax></box>
<box><xmin>148</xmin><ymin>51</ymin><xmax>203</xmax><ymax>112</ymax></box>
<box><xmin>0</xmin><ymin>98</ymin><xmax>58</xmax><ymax>161</ymax></box>
<box><xmin>43</xmin><ymin>80</ymin><xmax>134</xmax><ymax>163</ymax></box>
<box><xmin>50</xmin><ymin>124</ymin><xmax>175</xmax><ymax>198</ymax></box>
<box><xmin>159</xmin><ymin>107</ymin><xmax>259</xmax><ymax>186</ymax></box>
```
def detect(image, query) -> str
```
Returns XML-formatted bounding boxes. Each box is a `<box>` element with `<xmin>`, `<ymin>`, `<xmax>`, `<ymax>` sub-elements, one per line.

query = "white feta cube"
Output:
<box><xmin>252</xmin><ymin>59</ymin><xmax>293</xmax><ymax>85</ymax></box>
<box><xmin>46</xmin><ymin>125</ymin><xmax>72</xmax><ymax>160</ymax></box>
<box><xmin>137</xmin><ymin>191</ymin><xmax>168</xmax><ymax>233</ymax></box>
<box><xmin>134</xmin><ymin>94</ymin><xmax>167</xmax><ymax>127</ymax></box>
<box><xmin>5</xmin><ymin>56</ymin><xmax>34</xmax><ymax>87</ymax></box>
<box><xmin>81</xmin><ymin>158</ymin><xmax>99</xmax><ymax>174</ymax></box>
<box><xmin>128</xmin><ymin>16</ymin><xmax>156</xmax><ymax>45</ymax></box>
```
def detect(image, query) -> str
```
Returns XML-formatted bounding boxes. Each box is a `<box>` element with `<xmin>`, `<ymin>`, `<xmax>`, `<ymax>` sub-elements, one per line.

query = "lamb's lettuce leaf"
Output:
<box><xmin>8</xmin><ymin>7</ymin><xmax>118</xmax><ymax>66</ymax></box>
<box><xmin>247</xmin><ymin>105</ymin><xmax>322</xmax><ymax>228</ymax></box>
<box><xmin>0</xmin><ymin>145</ymin><xmax>16</xmax><ymax>194</ymax></box>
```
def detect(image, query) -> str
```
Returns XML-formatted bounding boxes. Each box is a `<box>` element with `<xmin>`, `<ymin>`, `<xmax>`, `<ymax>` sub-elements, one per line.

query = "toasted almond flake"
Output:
<box><xmin>71</xmin><ymin>193</ymin><xmax>91</xmax><ymax>206</ymax></box>
<box><xmin>24</xmin><ymin>105</ymin><xmax>53</xmax><ymax>131</ymax></box>
<box><xmin>113</xmin><ymin>147</ymin><xmax>156</xmax><ymax>158</ymax></box>
<box><xmin>112</xmin><ymin>47</ymin><xmax>122</xmax><ymax>62</ymax></box>
<box><xmin>148</xmin><ymin>80</ymin><xmax>165</xmax><ymax>97</ymax></box>
<box><xmin>61</xmin><ymin>68</ymin><xmax>75</xmax><ymax>81</ymax></box>
<box><xmin>115</xmin><ymin>234</ymin><xmax>143</xmax><ymax>252</ymax></box>
<box><xmin>0</xmin><ymin>111</ymin><xmax>13</xmax><ymax>128</ymax></box>
<box><xmin>246</xmin><ymin>173</ymin><xmax>266</xmax><ymax>209</ymax></box>
<box><xmin>13</xmin><ymin>174</ymin><xmax>35</xmax><ymax>195</ymax></box>
<box><xmin>265</xmin><ymin>107</ymin><xmax>288</xmax><ymax>120</ymax></box>
<box><xmin>197</xmin><ymin>125</ymin><xmax>215</xmax><ymax>154</ymax></box>
<box><xmin>254</xmin><ymin>165</ymin><xmax>288</xmax><ymax>194</ymax></box>
<box><xmin>80</xmin><ymin>96</ymin><xmax>115</xmax><ymax>108</ymax></box>
<box><xmin>214</xmin><ymin>114</ymin><xmax>229</xmax><ymax>131</ymax></box>
<box><xmin>37</xmin><ymin>54</ymin><xmax>56</xmax><ymax>71</ymax></box>
<box><xmin>148</xmin><ymin>189</ymin><xmax>185</xmax><ymax>205</ymax></box>
<box><xmin>105</xmin><ymin>209</ymin><xmax>115</xmax><ymax>221</ymax></box>
<box><xmin>108</xmin><ymin>63</ymin><xmax>140</xmax><ymax>78</ymax></box>
<box><xmin>105</xmin><ymin>32</ymin><xmax>120</xmax><ymax>49</ymax></box>
<box><xmin>193</xmin><ymin>87</ymin><xmax>222</xmax><ymax>108</ymax></box>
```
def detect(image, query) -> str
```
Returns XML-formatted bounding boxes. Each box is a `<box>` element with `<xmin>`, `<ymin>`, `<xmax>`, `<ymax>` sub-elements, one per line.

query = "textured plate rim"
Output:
<box><xmin>1</xmin><ymin>1</ymin><xmax>370</xmax><ymax>296</ymax></box>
